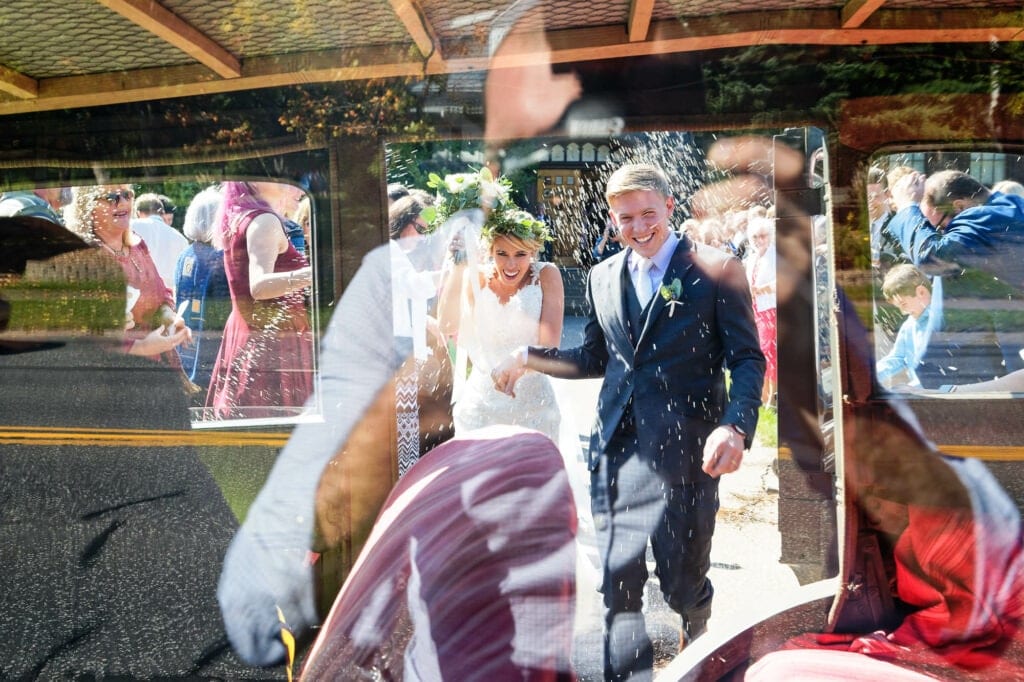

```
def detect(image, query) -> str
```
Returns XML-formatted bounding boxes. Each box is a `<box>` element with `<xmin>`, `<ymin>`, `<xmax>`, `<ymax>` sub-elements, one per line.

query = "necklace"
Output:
<box><xmin>100</xmin><ymin>240</ymin><xmax>143</xmax><ymax>273</ymax></box>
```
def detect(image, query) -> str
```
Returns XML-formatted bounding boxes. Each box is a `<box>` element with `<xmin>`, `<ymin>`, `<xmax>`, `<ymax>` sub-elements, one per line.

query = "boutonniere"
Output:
<box><xmin>659</xmin><ymin>278</ymin><xmax>683</xmax><ymax>316</ymax></box>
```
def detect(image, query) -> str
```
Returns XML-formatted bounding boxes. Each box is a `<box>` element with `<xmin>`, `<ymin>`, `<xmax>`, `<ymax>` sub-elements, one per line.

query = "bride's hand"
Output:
<box><xmin>448</xmin><ymin>231</ymin><xmax>467</xmax><ymax>265</ymax></box>
<box><xmin>492</xmin><ymin>354</ymin><xmax>527</xmax><ymax>397</ymax></box>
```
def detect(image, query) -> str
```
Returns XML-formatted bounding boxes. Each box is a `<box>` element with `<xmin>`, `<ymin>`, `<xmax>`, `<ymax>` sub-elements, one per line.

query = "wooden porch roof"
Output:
<box><xmin>0</xmin><ymin>0</ymin><xmax>1021</xmax><ymax>116</ymax></box>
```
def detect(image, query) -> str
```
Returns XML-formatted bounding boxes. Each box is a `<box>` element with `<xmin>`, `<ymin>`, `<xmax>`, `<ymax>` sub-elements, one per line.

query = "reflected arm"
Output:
<box><xmin>247</xmin><ymin>213</ymin><xmax>312</xmax><ymax>300</ymax></box>
<box><xmin>536</xmin><ymin>263</ymin><xmax>564</xmax><ymax>348</ymax></box>
<box><xmin>436</xmin><ymin>261</ymin><xmax>468</xmax><ymax>339</ymax></box>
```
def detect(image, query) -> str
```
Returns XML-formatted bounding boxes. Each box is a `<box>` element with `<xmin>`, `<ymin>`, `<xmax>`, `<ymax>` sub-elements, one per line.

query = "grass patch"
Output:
<box><xmin>841</xmin><ymin>282</ymin><xmax>873</xmax><ymax>303</ymax></box>
<box><xmin>198</xmin><ymin>444</ymin><xmax>280</xmax><ymax>521</ymax></box>
<box><xmin>4</xmin><ymin>286</ymin><xmax>123</xmax><ymax>333</ymax></box>
<box><xmin>754</xmin><ymin>406</ymin><xmax>778</xmax><ymax>448</ymax></box>
<box><xmin>943</xmin><ymin>269</ymin><xmax>1022</xmax><ymax>299</ymax></box>
<box><xmin>943</xmin><ymin>309</ymin><xmax>1024</xmax><ymax>332</ymax></box>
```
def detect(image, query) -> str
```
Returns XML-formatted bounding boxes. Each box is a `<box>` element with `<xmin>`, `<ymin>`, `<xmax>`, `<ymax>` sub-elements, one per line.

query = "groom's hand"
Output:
<box><xmin>492</xmin><ymin>349</ymin><xmax>528</xmax><ymax>397</ymax></box>
<box><xmin>702</xmin><ymin>425</ymin><xmax>745</xmax><ymax>478</ymax></box>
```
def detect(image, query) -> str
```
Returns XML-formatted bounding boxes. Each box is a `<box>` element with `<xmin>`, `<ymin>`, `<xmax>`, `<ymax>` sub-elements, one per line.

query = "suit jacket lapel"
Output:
<box><xmin>603</xmin><ymin>253</ymin><xmax>635</xmax><ymax>360</ymax></box>
<box><xmin>637</xmin><ymin>237</ymin><xmax>695</xmax><ymax>348</ymax></box>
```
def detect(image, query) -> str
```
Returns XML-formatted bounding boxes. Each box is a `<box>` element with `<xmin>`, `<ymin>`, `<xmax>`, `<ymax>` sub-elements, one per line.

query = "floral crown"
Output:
<box><xmin>421</xmin><ymin>167</ymin><xmax>551</xmax><ymax>244</ymax></box>
<box><xmin>482</xmin><ymin>207</ymin><xmax>552</xmax><ymax>245</ymax></box>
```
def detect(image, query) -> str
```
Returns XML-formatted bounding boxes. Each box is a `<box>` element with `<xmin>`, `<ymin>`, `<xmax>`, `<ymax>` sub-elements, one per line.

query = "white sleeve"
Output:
<box><xmin>218</xmin><ymin>245</ymin><xmax>405</xmax><ymax>665</ymax></box>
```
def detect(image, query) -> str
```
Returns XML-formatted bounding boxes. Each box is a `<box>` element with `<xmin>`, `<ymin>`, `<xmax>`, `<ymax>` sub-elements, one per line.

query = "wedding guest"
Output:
<box><xmin>175</xmin><ymin>186</ymin><xmax>230</xmax><ymax>390</ymax></box>
<box><xmin>591</xmin><ymin>221</ymin><xmax>623</xmax><ymax>262</ymax></box>
<box><xmin>131</xmin><ymin>192</ymin><xmax>188</xmax><ymax>294</ymax></box>
<box><xmin>66</xmin><ymin>184</ymin><xmax>190</xmax><ymax>365</ymax></box>
<box><xmin>745</xmin><ymin>215</ymin><xmax>777</xmax><ymax>405</ymax></box>
<box><xmin>205</xmin><ymin>181</ymin><xmax>313</xmax><ymax>419</ymax></box>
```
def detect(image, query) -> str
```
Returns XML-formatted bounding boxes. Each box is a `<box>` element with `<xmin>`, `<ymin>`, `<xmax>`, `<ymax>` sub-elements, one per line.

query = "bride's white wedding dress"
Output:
<box><xmin>453</xmin><ymin>262</ymin><xmax>561</xmax><ymax>441</ymax></box>
<box><xmin>452</xmin><ymin>259</ymin><xmax>602</xmax><ymax>626</ymax></box>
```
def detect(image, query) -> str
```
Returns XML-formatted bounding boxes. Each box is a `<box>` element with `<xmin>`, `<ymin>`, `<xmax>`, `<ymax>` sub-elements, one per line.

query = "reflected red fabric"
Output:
<box><xmin>763</xmin><ymin>495</ymin><xmax>1024</xmax><ymax>680</ymax></box>
<box><xmin>206</xmin><ymin>208</ymin><xmax>312</xmax><ymax>418</ymax></box>
<box><xmin>887</xmin><ymin>504</ymin><xmax>1024</xmax><ymax>671</ymax></box>
<box><xmin>301</xmin><ymin>426</ymin><xmax>577</xmax><ymax>681</ymax></box>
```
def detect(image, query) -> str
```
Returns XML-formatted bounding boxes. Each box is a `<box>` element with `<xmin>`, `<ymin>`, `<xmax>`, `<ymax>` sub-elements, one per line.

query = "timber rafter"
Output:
<box><xmin>0</xmin><ymin>3</ymin><xmax>1021</xmax><ymax>116</ymax></box>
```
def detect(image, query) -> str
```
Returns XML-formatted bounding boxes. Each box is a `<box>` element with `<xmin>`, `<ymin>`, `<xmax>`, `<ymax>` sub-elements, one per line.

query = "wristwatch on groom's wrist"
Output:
<box><xmin>725</xmin><ymin>423</ymin><xmax>746</xmax><ymax>439</ymax></box>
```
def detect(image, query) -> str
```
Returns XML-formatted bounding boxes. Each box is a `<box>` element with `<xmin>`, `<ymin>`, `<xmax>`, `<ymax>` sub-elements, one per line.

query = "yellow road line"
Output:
<box><xmin>940</xmin><ymin>445</ymin><xmax>1024</xmax><ymax>461</ymax></box>
<box><xmin>0</xmin><ymin>426</ymin><xmax>290</xmax><ymax>448</ymax></box>
<box><xmin>777</xmin><ymin>444</ymin><xmax>1024</xmax><ymax>462</ymax></box>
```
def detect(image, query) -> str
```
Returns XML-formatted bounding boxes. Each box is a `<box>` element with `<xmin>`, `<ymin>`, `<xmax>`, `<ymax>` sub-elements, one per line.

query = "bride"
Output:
<box><xmin>437</xmin><ymin>203</ymin><xmax>564</xmax><ymax>441</ymax></box>
<box><xmin>432</xmin><ymin>172</ymin><xmax>601</xmax><ymax>626</ymax></box>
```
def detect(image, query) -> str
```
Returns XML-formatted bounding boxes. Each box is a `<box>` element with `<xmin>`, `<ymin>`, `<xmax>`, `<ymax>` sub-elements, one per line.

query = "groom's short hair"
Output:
<box><xmin>606</xmin><ymin>164</ymin><xmax>673</xmax><ymax>202</ymax></box>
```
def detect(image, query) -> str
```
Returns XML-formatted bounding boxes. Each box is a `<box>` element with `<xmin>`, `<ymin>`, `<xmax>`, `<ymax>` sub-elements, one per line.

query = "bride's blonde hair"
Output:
<box><xmin>486</xmin><ymin>230</ymin><xmax>542</xmax><ymax>257</ymax></box>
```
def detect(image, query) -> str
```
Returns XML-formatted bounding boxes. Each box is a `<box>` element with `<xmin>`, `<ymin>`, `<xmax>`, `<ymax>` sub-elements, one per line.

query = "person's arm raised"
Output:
<box><xmin>436</xmin><ymin>259</ymin><xmax>469</xmax><ymax>339</ymax></box>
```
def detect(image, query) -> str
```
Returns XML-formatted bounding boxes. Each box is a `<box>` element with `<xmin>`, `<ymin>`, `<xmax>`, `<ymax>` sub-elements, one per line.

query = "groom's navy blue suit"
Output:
<box><xmin>530</xmin><ymin>233</ymin><xmax>764</xmax><ymax>678</ymax></box>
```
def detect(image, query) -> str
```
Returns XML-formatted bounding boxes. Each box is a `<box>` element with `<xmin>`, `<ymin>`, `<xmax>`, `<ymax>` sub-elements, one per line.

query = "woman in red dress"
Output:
<box><xmin>744</xmin><ymin>215</ymin><xmax>778</xmax><ymax>406</ymax></box>
<box><xmin>205</xmin><ymin>181</ymin><xmax>313</xmax><ymax>419</ymax></box>
<box><xmin>66</xmin><ymin>184</ymin><xmax>191</xmax><ymax>363</ymax></box>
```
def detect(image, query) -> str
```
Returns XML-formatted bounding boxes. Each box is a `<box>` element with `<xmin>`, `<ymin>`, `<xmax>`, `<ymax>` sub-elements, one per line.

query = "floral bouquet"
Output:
<box><xmin>421</xmin><ymin>167</ymin><xmax>513</xmax><ymax>230</ymax></box>
<box><xmin>421</xmin><ymin>167</ymin><xmax>551</xmax><ymax>260</ymax></box>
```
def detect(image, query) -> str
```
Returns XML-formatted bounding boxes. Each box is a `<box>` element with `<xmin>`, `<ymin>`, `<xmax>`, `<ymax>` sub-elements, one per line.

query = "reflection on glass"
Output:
<box><xmin>63</xmin><ymin>184</ymin><xmax>193</xmax><ymax>373</ymax></box>
<box><xmin>4</xmin><ymin>180</ymin><xmax>320</xmax><ymax>427</ymax></box>
<box><xmin>381</xmin><ymin>130</ymin><xmax>792</xmax><ymax>678</ymax></box>
<box><xmin>869</xmin><ymin>152</ymin><xmax>1024</xmax><ymax>394</ymax></box>
<box><xmin>813</xmin><ymin>212</ymin><xmax>834</xmax><ymax>414</ymax></box>
<box><xmin>202</xmin><ymin>181</ymin><xmax>315</xmax><ymax>422</ymax></box>
<box><xmin>0</xmin><ymin>218</ymin><xmax>266</xmax><ymax>681</ymax></box>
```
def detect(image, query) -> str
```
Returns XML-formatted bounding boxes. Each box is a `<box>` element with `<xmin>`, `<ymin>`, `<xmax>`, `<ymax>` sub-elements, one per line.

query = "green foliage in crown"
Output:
<box><xmin>482</xmin><ymin>207</ymin><xmax>552</xmax><ymax>244</ymax></box>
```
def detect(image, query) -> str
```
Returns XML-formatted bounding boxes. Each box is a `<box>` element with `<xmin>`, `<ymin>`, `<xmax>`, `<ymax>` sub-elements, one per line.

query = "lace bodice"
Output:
<box><xmin>464</xmin><ymin>264</ymin><xmax>545</xmax><ymax>371</ymax></box>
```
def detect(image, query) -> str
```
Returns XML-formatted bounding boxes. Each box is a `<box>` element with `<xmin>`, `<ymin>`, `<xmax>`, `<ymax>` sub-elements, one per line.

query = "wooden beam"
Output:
<box><xmin>96</xmin><ymin>0</ymin><xmax>241</xmax><ymax>78</ymax></box>
<box><xmin>628</xmin><ymin>0</ymin><xmax>656</xmax><ymax>42</ymax></box>
<box><xmin>388</xmin><ymin>0</ymin><xmax>443</xmax><ymax>62</ymax></box>
<box><xmin>0</xmin><ymin>45</ymin><xmax>424</xmax><ymax>116</ymax></box>
<box><xmin>1</xmin><ymin>8</ymin><xmax>1023</xmax><ymax>116</ymax></box>
<box><xmin>534</xmin><ymin>9</ymin><xmax>1024</xmax><ymax>67</ymax></box>
<box><xmin>842</xmin><ymin>0</ymin><xmax>888</xmax><ymax>29</ymax></box>
<box><xmin>0</xmin><ymin>64</ymin><xmax>38</xmax><ymax>99</ymax></box>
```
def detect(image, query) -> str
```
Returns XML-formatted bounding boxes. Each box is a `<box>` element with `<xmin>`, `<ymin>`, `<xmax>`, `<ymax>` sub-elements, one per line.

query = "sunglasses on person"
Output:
<box><xmin>414</xmin><ymin>217</ymin><xmax>430</xmax><ymax>235</ymax></box>
<box><xmin>100</xmin><ymin>189</ymin><xmax>135</xmax><ymax>205</ymax></box>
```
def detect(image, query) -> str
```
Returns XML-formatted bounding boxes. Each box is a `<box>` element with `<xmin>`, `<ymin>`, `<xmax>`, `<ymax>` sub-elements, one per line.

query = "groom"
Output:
<box><xmin>494</xmin><ymin>163</ymin><xmax>764</xmax><ymax>680</ymax></box>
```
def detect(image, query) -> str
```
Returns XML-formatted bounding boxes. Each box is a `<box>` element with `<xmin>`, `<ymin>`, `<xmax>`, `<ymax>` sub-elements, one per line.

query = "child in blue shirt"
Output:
<box><xmin>877</xmin><ymin>264</ymin><xmax>942</xmax><ymax>387</ymax></box>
